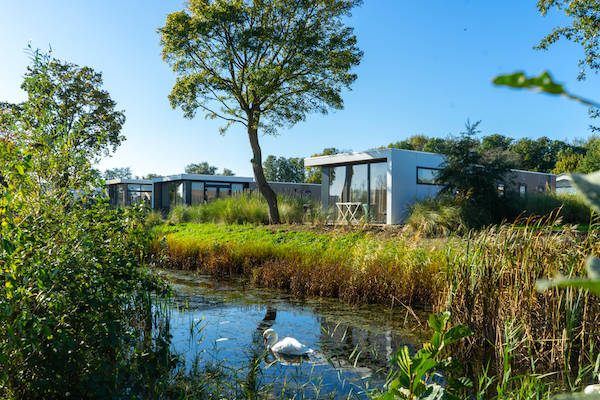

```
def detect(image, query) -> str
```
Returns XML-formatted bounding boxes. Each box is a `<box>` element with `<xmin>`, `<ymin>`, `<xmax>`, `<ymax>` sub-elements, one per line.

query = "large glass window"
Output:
<box><xmin>205</xmin><ymin>186</ymin><xmax>218</xmax><ymax>202</ymax></box>
<box><xmin>417</xmin><ymin>167</ymin><xmax>440</xmax><ymax>185</ymax></box>
<box><xmin>169</xmin><ymin>182</ymin><xmax>183</xmax><ymax>207</ymax></box>
<box><xmin>232</xmin><ymin>184</ymin><xmax>244</xmax><ymax>194</ymax></box>
<box><xmin>191</xmin><ymin>182</ymin><xmax>204</xmax><ymax>205</ymax></box>
<box><xmin>328</xmin><ymin>166</ymin><xmax>348</xmax><ymax>205</ymax></box>
<box><xmin>369</xmin><ymin>162</ymin><xmax>387</xmax><ymax>223</ymax></box>
<box><xmin>350</xmin><ymin>164</ymin><xmax>368</xmax><ymax>219</ymax></box>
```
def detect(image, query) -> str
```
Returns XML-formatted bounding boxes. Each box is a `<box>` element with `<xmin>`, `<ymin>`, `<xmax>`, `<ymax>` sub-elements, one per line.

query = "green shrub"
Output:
<box><xmin>146</xmin><ymin>210</ymin><xmax>164</xmax><ymax>227</ymax></box>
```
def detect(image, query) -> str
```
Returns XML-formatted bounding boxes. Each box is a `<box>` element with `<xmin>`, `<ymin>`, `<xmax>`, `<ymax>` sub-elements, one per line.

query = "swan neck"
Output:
<box><xmin>271</xmin><ymin>331</ymin><xmax>278</xmax><ymax>345</ymax></box>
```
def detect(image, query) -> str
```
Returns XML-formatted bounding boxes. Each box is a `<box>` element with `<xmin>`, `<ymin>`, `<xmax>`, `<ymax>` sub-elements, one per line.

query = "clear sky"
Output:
<box><xmin>1</xmin><ymin>1</ymin><xmax>599</xmax><ymax>177</ymax></box>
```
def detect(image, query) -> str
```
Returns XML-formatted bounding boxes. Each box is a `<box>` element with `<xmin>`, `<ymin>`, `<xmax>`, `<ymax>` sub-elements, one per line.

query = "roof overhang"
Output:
<box><xmin>152</xmin><ymin>174</ymin><xmax>254</xmax><ymax>183</ymax></box>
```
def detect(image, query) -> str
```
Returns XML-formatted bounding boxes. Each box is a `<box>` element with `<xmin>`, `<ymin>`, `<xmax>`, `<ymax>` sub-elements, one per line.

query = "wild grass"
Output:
<box><xmin>167</xmin><ymin>193</ymin><xmax>317</xmax><ymax>225</ymax></box>
<box><xmin>404</xmin><ymin>196</ymin><xmax>467</xmax><ymax>237</ymax></box>
<box><xmin>510</xmin><ymin>192</ymin><xmax>594</xmax><ymax>225</ymax></box>
<box><xmin>152</xmin><ymin>219</ymin><xmax>600</xmax><ymax>383</ymax></box>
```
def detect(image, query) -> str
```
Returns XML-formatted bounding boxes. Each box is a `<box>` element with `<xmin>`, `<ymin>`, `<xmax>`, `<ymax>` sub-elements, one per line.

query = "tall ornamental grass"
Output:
<box><xmin>167</xmin><ymin>193</ymin><xmax>314</xmax><ymax>225</ymax></box>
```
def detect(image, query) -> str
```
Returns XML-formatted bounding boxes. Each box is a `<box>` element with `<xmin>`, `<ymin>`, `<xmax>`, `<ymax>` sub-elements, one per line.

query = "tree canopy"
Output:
<box><xmin>104</xmin><ymin>167</ymin><xmax>133</xmax><ymax>180</ymax></box>
<box><xmin>1</xmin><ymin>49</ymin><xmax>125</xmax><ymax>189</ymax></box>
<box><xmin>185</xmin><ymin>161</ymin><xmax>218</xmax><ymax>175</ymax></box>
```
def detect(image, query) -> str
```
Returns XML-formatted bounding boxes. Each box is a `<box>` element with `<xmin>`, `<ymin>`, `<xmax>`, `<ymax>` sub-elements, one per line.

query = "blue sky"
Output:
<box><xmin>1</xmin><ymin>0</ymin><xmax>599</xmax><ymax>177</ymax></box>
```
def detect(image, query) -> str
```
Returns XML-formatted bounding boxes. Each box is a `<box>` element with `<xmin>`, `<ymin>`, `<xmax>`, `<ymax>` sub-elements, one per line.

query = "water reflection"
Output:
<box><xmin>161</xmin><ymin>269</ymin><xmax>423</xmax><ymax>399</ymax></box>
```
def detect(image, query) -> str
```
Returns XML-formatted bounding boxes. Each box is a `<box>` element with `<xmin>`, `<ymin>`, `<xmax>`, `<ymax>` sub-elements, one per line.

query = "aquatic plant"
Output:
<box><xmin>373</xmin><ymin>312</ymin><xmax>473</xmax><ymax>400</ymax></box>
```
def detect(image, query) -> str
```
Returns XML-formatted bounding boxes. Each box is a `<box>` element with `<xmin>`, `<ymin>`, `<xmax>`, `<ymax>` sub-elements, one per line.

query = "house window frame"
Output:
<box><xmin>416</xmin><ymin>167</ymin><xmax>442</xmax><ymax>185</ymax></box>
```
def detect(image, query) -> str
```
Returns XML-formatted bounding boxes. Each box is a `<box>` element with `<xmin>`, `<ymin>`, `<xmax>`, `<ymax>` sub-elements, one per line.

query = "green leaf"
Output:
<box><xmin>493</xmin><ymin>71</ymin><xmax>565</xmax><ymax>94</ymax></box>
<box><xmin>444</xmin><ymin>325</ymin><xmax>473</xmax><ymax>345</ymax></box>
<box><xmin>493</xmin><ymin>71</ymin><xmax>600</xmax><ymax>107</ymax></box>
<box><xmin>428</xmin><ymin>312</ymin><xmax>450</xmax><ymax>333</ymax></box>
<box><xmin>537</xmin><ymin>256</ymin><xmax>600</xmax><ymax>297</ymax></box>
<box><xmin>420</xmin><ymin>383</ymin><xmax>446</xmax><ymax>400</ymax></box>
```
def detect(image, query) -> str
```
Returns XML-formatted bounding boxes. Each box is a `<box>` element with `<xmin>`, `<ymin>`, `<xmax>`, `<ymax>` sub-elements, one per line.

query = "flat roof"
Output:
<box><xmin>152</xmin><ymin>174</ymin><xmax>254</xmax><ymax>183</ymax></box>
<box><xmin>105</xmin><ymin>178</ymin><xmax>152</xmax><ymax>185</ymax></box>
<box><xmin>510</xmin><ymin>169</ymin><xmax>556</xmax><ymax>177</ymax></box>
<box><xmin>304</xmin><ymin>149</ymin><xmax>389</xmax><ymax>167</ymax></box>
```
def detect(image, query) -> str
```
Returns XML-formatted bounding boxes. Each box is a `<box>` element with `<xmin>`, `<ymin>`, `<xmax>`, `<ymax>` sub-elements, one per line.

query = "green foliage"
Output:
<box><xmin>104</xmin><ymin>166</ymin><xmax>133</xmax><ymax>180</ymax></box>
<box><xmin>185</xmin><ymin>161</ymin><xmax>218</xmax><ymax>175</ymax></box>
<box><xmin>553</xmin><ymin>148</ymin><xmax>585</xmax><ymax>174</ymax></box>
<box><xmin>0</xmin><ymin>51</ymin><xmax>176</xmax><ymax>398</ymax></box>
<box><xmin>479</xmin><ymin>134</ymin><xmax>513</xmax><ymax>152</ymax></box>
<box><xmin>580</xmin><ymin>138</ymin><xmax>600</xmax><ymax>173</ymax></box>
<box><xmin>437</xmin><ymin>120</ymin><xmax>515</xmax><ymax>209</ymax></box>
<box><xmin>7</xmin><ymin>47</ymin><xmax>125</xmax><ymax>161</ymax></box>
<box><xmin>537</xmin><ymin>0</ymin><xmax>600</xmax><ymax>81</ymax></box>
<box><xmin>510</xmin><ymin>136</ymin><xmax>573</xmax><ymax>173</ymax></box>
<box><xmin>493</xmin><ymin>71</ymin><xmax>599</xmax><ymax>108</ymax></box>
<box><xmin>159</xmin><ymin>0</ymin><xmax>363</xmax><ymax>223</ymax></box>
<box><xmin>221</xmin><ymin>168</ymin><xmax>235</xmax><ymax>176</ymax></box>
<box><xmin>404</xmin><ymin>196</ymin><xmax>468</xmax><ymax>236</ymax></box>
<box><xmin>159</xmin><ymin>0</ymin><xmax>363</xmax><ymax>133</ymax></box>
<box><xmin>372</xmin><ymin>312</ymin><xmax>473</xmax><ymax>400</ymax></box>
<box><xmin>263</xmin><ymin>155</ymin><xmax>305</xmax><ymax>182</ymax></box>
<box><xmin>388</xmin><ymin>135</ymin><xmax>453</xmax><ymax>155</ymax></box>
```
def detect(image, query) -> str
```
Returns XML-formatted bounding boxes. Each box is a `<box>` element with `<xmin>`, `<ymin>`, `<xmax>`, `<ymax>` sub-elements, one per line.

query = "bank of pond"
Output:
<box><xmin>151</xmin><ymin>220</ymin><xmax>600</xmax><ymax>398</ymax></box>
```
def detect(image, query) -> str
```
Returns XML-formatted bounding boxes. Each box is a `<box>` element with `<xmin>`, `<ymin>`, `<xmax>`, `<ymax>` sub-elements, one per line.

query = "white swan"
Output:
<box><xmin>263</xmin><ymin>328</ymin><xmax>312</xmax><ymax>356</ymax></box>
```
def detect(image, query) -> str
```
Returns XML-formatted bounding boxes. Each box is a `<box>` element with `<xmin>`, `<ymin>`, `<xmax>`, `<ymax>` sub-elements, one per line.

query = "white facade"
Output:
<box><xmin>305</xmin><ymin>148</ymin><xmax>556</xmax><ymax>225</ymax></box>
<box><xmin>305</xmin><ymin>148</ymin><xmax>445</xmax><ymax>224</ymax></box>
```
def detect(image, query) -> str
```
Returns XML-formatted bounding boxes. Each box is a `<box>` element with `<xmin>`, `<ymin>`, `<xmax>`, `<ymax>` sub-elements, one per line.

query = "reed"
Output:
<box><xmin>152</xmin><ymin>220</ymin><xmax>600</xmax><ymax>382</ymax></box>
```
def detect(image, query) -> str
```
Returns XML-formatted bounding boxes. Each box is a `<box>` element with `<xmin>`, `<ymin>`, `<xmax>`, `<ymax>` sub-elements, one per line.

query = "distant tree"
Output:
<box><xmin>437</xmin><ymin>120</ymin><xmax>515</xmax><ymax>208</ymax></box>
<box><xmin>553</xmin><ymin>148</ymin><xmax>584</xmax><ymax>174</ymax></box>
<box><xmin>580</xmin><ymin>137</ymin><xmax>600</xmax><ymax>173</ymax></box>
<box><xmin>388</xmin><ymin>135</ymin><xmax>428</xmax><ymax>151</ymax></box>
<box><xmin>388</xmin><ymin>135</ymin><xmax>452</xmax><ymax>155</ymax></box>
<box><xmin>143</xmin><ymin>173</ymin><xmax>163</xmax><ymax>179</ymax></box>
<box><xmin>185</xmin><ymin>162</ymin><xmax>217</xmax><ymax>175</ymax></box>
<box><xmin>104</xmin><ymin>167</ymin><xmax>132</xmax><ymax>180</ymax></box>
<box><xmin>264</xmin><ymin>156</ymin><xmax>305</xmax><ymax>183</ymax></box>
<box><xmin>221</xmin><ymin>168</ymin><xmax>235</xmax><ymax>176</ymax></box>
<box><xmin>159</xmin><ymin>0</ymin><xmax>362</xmax><ymax>223</ymax></box>
<box><xmin>305</xmin><ymin>147</ymin><xmax>340</xmax><ymax>184</ymax></box>
<box><xmin>509</xmin><ymin>137</ymin><xmax>569</xmax><ymax>173</ymax></box>
<box><xmin>479</xmin><ymin>134</ymin><xmax>513</xmax><ymax>152</ymax></box>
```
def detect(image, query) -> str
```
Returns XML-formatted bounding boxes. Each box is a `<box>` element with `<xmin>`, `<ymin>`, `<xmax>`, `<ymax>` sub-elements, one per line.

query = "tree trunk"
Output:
<box><xmin>247</xmin><ymin>121</ymin><xmax>280</xmax><ymax>224</ymax></box>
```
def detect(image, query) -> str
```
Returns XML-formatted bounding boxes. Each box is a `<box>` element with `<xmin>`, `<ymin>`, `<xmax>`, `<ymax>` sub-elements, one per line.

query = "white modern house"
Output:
<box><xmin>304</xmin><ymin>148</ymin><xmax>557</xmax><ymax>225</ymax></box>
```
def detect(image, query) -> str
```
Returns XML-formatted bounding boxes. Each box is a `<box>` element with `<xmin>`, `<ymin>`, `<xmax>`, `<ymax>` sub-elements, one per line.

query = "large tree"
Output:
<box><xmin>159</xmin><ymin>0</ymin><xmax>362</xmax><ymax>223</ymax></box>
<box><xmin>1</xmin><ymin>49</ymin><xmax>125</xmax><ymax>188</ymax></box>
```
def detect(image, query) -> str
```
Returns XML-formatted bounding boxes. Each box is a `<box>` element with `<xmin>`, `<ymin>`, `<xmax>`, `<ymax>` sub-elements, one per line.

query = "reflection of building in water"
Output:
<box><xmin>257</xmin><ymin>307</ymin><xmax>277</xmax><ymax>332</ymax></box>
<box><xmin>318</xmin><ymin>318</ymin><xmax>408</xmax><ymax>373</ymax></box>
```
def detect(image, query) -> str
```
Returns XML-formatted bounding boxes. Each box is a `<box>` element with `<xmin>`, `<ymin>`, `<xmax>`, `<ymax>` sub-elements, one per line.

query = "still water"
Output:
<box><xmin>160</xmin><ymin>269</ymin><xmax>426</xmax><ymax>398</ymax></box>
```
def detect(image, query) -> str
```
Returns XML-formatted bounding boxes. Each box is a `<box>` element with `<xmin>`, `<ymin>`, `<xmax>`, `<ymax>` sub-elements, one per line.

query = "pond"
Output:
<box><xmin>160</xmin><ymin>269</ymin><xmax>428</xmax><ymax>399</ymax></box>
